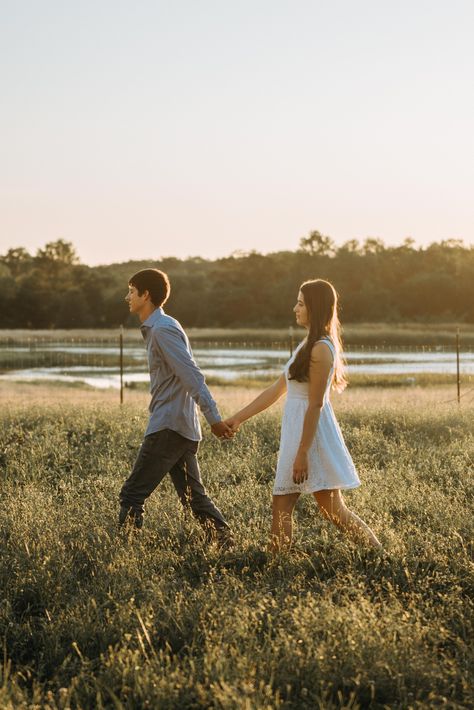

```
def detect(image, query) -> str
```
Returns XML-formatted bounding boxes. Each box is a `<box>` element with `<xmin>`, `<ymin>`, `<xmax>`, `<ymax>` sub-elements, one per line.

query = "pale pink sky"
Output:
<box><xmin>1</xmin><ymin>0</ymin><xmax>473</xmax><ymax>264</ymax></box>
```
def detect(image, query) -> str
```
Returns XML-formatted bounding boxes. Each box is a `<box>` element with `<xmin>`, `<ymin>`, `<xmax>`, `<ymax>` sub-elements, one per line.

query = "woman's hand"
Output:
<box><xmin>293</xmin><ymin>449</ymin><xmax>308</xmax><ymax>484</ymax></box>
<box><xmin>223</xmin><ymin>416</ymin><xmax>241</xmax><ymax>433</ymax></box>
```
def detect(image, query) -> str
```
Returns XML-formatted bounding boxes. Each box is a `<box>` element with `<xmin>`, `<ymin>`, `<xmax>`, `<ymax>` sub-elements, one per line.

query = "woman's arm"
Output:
<box><xmin>293</xmin><ymin>342</ymin><xmax>333</xmax><ymax>483</ymax></box>
<box><xmin>225</xmin><ymin>373</ymin><xmax>287</xmax><ymax>430</ymax></box>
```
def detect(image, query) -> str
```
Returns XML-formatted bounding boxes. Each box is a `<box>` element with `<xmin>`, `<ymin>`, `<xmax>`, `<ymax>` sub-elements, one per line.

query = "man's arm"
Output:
<box><xmin>154</xmin><ymin>324</ymin><xmax>232</xmax><ymax>437</ymax></box>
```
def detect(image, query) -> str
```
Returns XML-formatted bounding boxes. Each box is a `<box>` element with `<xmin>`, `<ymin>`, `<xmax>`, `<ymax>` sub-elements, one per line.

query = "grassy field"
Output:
<box><xmin>1</xmin><ymin>383</ymin><xmax>473</xmax><ymax>708</ymax></box>
<box><xmin>1</xmin><ymin>322</ymin><xmax>474</xmax><ymax>346</ymax></box>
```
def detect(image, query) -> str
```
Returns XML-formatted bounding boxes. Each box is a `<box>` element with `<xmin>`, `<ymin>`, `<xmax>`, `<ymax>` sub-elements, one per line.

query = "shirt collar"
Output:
<box><xmin>140</xmin><ymin>307</ymin><xmax>164</xmax><ymax>332</ymax></box>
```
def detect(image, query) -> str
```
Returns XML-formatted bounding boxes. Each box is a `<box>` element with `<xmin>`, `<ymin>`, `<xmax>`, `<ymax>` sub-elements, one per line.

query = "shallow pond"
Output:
<box><xmin>0</xmin><ymin>340</ymin><xmax>472</xmax><ymax>388</ymax></box>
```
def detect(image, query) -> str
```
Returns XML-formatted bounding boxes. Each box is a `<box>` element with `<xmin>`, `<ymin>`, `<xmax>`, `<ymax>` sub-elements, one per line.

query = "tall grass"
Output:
<box><xmin>0</xmin><ymin>393</ymin><xmax>473</xmax><ymax>708</ymax></box>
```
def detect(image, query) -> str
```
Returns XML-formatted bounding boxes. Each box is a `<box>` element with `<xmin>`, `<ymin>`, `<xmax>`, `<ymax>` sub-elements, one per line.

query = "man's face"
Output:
<box><xmin>125</xmin><ymin>284</ymin><xmax>148</xmax><ymax>314</ymax></box>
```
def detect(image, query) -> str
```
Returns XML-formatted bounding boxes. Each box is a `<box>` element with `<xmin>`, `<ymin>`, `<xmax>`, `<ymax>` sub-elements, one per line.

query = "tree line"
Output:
<box><xmin>1</xmin><ymin>232</ymin><xmax>473</xmax><ymax>328</ymax></box>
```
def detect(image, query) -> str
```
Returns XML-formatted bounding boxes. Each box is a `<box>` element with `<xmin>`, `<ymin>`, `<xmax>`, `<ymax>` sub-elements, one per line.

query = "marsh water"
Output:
<box><xmin>0</xmin><ymin>339</ymin><xmax>472</xmax><ymax>388</ymax></box>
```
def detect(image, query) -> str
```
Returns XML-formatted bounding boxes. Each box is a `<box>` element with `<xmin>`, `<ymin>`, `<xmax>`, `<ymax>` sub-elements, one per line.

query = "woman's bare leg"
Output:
<box><xmin>313</xmin><ymin>489</ymin><xmax>382</xmax><ymax>548</ymax></box>
<box><xmin>270</xmin><ymin>493</ymin><xmax>300</xmax><ymax>552</ymax></box>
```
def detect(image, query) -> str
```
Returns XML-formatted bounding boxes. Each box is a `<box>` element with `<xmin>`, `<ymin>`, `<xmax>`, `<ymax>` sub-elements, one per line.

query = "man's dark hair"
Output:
<box><xmin>129</xmin><ymin>268</ymin><xmax>171</xmax><ymax>307</ymax></box>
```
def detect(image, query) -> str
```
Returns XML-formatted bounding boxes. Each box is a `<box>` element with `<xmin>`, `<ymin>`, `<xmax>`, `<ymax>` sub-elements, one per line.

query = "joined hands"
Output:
<box><xmin>223</xmin><ymin>416</ymin><xmax>241</xmax><ymax>434</ymax></box>
<box><xmin>211</xmin><ymin>421</ymin><xmax>234</xmax><ymax>439</ymax></box>
<box><xmin>211</xmin><ymin>416</ymin><xmax>241</xmax><ymax>440</ymax></box>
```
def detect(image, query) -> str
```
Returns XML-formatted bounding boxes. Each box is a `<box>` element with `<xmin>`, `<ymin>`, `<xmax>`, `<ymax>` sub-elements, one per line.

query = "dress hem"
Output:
<box><xmin>273</xmin><ymin>482</ymin><xmax>361</xmax><ymax>496</ymax></box>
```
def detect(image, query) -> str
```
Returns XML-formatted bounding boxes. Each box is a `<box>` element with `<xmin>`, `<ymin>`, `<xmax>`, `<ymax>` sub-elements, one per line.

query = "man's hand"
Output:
<box><xmin>211</xmin><ymin>421</ymin><xmax>234</xmax><ymax>439</ymax></box>
<box><xmin>292</xmin><ymin>449</ymin><xmax>309</xmax><ymax>484</ymax></box>
<box><xmin>223</xmin><ymin>416</ymin><xmax>241</xmax><ymax>433</ymax></box>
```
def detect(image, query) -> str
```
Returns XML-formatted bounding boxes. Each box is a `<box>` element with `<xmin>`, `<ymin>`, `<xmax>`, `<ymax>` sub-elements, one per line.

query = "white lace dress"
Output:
<box><xmin>273</xmin><ymin>337</ymin><xmax>361</xmax><ymax>495</ymax></box>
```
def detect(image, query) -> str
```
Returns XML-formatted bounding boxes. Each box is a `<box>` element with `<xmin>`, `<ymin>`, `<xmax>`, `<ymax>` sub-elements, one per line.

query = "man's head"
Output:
<box><xmin>125</xmin><ymin>268</ymin><xmax>171</xmax><ymax>319</ymax></box>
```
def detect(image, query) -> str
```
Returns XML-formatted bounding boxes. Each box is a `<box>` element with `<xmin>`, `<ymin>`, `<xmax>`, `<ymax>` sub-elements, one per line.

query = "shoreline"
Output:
<box><xmin>0</xmin><ymin>322</ymin><xmax>473</xmax><ymax>346</ymax></box>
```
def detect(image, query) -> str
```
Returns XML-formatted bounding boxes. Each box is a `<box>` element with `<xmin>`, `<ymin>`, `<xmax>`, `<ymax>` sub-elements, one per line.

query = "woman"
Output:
<box><xmin>225</xmin><ymin>279</ymin><xmax>381</xmax><ymax>551</ymax></box>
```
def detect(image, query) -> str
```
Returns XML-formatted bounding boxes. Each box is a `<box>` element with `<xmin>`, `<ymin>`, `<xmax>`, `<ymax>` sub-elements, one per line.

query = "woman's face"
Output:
<box><xmin>293</xmin><ymin>290</ymin><xmax>309</xmax><ymax>328</ymax></box>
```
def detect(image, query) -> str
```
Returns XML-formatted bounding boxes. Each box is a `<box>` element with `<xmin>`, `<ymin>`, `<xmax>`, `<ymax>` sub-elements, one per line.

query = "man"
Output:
<box><xmin>119</xmin><ymin>268</ymin><xmax>233</xmax><ymax>545</ymax></box>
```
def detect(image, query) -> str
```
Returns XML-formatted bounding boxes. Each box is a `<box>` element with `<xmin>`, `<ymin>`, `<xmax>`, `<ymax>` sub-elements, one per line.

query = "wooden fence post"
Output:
<box><xmin>456</xmin><ymin>328</ymin><xmax>460</xmax><ymax>404</ymax></box>
<box><xmin>120</xmin><ymin>326</ymin><xmax>124</xmax><ymax>405</ymax></box>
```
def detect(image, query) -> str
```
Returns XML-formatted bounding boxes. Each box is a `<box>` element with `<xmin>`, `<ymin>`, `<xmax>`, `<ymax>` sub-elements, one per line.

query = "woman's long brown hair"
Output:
<box><xmin>288</xmin><ymin>279</ymin><xmax>347</xmax><ymax>392</ymax></box>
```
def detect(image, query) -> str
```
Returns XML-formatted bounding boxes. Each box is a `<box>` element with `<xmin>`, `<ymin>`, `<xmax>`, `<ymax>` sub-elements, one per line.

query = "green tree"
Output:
<box><xmin>2</xmin><ymin>237</ymin><xmax>474</xmax><ymax>327</ymax></box>
<box><xmin>337</xmin><ymin>239</ymin><xmax>361</xmax><ymax>255</ymax></box>
<box><xmin>36</xmin><ymin>240</ymin><xmax>80</xmax><ymax>265</ymax></box>
<box><xmin>361</xmin><ymin>237</ymin><xmax>385</xmax><ymax>255</ymax></box>
<box><xmin>299</xmin><ymin>230</ymin><xmax>336</xmax><ymax>257</ymax></box>
<box><xmin>1</xmin><ymin>247</ymin><xmax>33</xmax><ymax>277</ymax></box>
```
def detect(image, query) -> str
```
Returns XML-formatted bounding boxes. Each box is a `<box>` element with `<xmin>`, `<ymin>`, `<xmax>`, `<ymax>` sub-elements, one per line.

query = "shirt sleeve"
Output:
<box><xmin>154</xmin><ymin>324</ymin><xmax>221</xmax><ymax>425</ymax></box>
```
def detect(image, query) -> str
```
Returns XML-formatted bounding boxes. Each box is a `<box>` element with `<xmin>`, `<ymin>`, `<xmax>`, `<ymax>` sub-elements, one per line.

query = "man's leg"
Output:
<box><xmin>119</xmin><ymin>429</ymin><xmax>188</xmax><ymax>528</ymax></box>
<box><xmin>169</xmin><ymin>441</ymin><xmax>230</xmax><ymax>536</ymax></box>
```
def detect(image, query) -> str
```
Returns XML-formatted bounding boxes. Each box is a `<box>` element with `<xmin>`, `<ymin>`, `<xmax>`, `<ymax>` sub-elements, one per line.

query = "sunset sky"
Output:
<box><xmin>1</xmin><ymin>0</ymin><xmax>473</xmax><ymax>265</ymax></box>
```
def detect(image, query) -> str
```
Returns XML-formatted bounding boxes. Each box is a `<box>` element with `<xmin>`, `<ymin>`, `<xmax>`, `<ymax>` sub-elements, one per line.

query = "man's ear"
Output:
<box><xmin>142</xmin><ymin>289</ymin><xmax>152</xmax><ymax>302</ymax></box>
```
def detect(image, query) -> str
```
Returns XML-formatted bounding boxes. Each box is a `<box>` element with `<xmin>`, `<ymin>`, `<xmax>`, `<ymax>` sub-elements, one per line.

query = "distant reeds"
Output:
<box><xmin>1</xmin><ymin>322</ymin><xmax>474</xmax><ymax>346</ymax></box>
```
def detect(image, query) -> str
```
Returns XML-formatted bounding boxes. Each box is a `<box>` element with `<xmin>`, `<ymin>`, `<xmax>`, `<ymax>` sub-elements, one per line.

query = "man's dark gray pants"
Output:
<box><xmin>119</xmin><ymin>428</ymin><xmax>229</xmax><ymax>530</ymax></box>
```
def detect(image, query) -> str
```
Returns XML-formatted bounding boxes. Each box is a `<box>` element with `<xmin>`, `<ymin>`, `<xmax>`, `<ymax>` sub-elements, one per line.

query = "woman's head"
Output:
<box><xmin>293</xmin><ymin>279</ymin><xmax>338</xmax><ymax>332</ymax></box>
<box><xmin>289</xmin><ymin>279</ymin><xmax>347</xmax><ymax>391</ymax></box>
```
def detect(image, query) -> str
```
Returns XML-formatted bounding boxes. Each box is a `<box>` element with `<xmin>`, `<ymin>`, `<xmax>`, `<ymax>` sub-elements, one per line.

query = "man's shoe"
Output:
<box><xmin>118</xmin><ymin>505</ymin><xmax>143</xmax><ymax>530</ymax></box>
<box><xmin>214</xmin><ymin>527</ymin><xmax>234</xmax><ymax>551</ymax></box>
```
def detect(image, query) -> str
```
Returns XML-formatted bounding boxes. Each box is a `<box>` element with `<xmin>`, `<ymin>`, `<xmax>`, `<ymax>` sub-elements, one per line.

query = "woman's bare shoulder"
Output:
<box><xmin>310</xmin><ymin>340</ymin><xmax>333</xmax><ymax>363</ymax></box>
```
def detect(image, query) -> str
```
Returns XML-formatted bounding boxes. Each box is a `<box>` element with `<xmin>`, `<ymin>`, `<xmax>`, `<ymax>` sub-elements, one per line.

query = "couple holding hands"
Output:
<box><xmin>119</xmin><ymin>269</ymin><xmax>381</xmax><ymax>551</ymax></box>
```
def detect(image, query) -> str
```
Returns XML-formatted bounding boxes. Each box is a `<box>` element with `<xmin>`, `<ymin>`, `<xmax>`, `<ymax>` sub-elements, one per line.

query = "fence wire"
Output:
<box><xmin>0</xmin><ymin>336</ymin><xmax>473</xmax><ymax>401</ymax></box>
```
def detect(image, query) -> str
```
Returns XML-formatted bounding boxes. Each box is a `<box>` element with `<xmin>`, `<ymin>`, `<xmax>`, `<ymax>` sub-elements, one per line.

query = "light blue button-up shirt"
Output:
<box><xmin>140</xmin><ymin>308</ymin><xmax>221</xmax><ymax>441</ymax></box>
